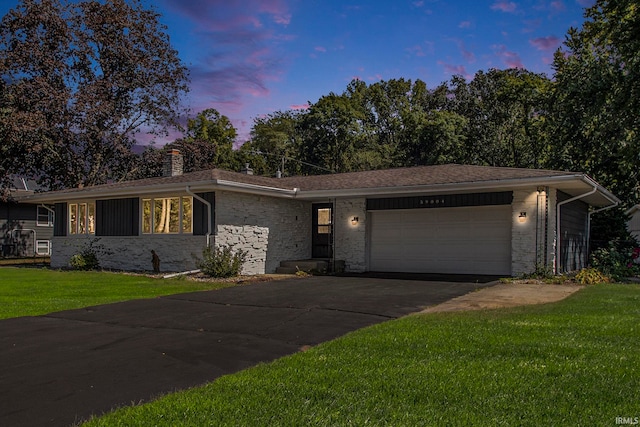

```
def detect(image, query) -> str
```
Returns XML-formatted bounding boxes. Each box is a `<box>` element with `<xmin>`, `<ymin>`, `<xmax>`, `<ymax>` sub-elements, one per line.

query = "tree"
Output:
<box><xmin>131</xmin><ymin>108</ymin><xmax>239</xmax><ymax>178</ymax></box>
<box><xmin>546</xmin><ymin>0</ymin><xmax>640</xmax><ymax>247</ymax></box>
<box><xmin>447</xmin><ymin>69</ymin><xmax>551</xmax><ymax>168</ymax></box>
<box><xmin>299</xmin><ymin>91</ymin><xmax>366</xmax><ymax>174</ymax></box>
<box><xmin>547</xmin><ymin>0</ymin><xmax>640</xmax><ymax>205</ymax></box>
<box><xmin>246</xmin><ymin>110</ymin><xmax>305</xmax><ymax>177</ymax></box>
<box><xmin>0</xmin><ymin>0</ymin><xmax>189</xmax><ymax>191</ymax></box>
<box><xmin>184</xmin><ymin>108</ymin><xmax>236</xmax><ymax>170</ymax></box>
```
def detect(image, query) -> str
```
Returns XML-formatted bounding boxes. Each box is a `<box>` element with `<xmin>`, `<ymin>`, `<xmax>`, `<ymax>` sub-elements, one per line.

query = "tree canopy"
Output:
<box><xmin>249</xmin><ymin>70</ymin><xmax>552</xmax><ymax>176</ymax></box>
<box><xmin>0</xmin><ymin>0</ymin><xmax>189</xmax><ymax>196</ymax></box>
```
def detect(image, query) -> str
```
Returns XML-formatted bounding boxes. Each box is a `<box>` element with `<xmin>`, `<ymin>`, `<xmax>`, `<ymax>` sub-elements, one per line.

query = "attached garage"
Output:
<box><xmin>368</xmin><ymin>204</ymin><xmax>512</xmax><ymax>275</ymax></box>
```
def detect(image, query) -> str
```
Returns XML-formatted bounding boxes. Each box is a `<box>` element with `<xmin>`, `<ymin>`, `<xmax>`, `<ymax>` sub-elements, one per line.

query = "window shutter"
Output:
<box><xmin>193</xmin><ymin>192</ymin><xmax>215</xmax><ymax>236</ymax></box>
<box><xmin>96</xmin><ymin>198</ymin><xmax>139</xmax><ymax>236</ymax></box>
<box><xmin>53</xmin><ymin>203</ymin><xmax>67</xmax><ymax>236</ymax></box>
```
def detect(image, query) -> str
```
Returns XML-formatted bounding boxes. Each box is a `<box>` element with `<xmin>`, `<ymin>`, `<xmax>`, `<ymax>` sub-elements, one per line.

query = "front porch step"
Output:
<box><xmin>275</xmin><ymin>259</ymin><xmax>345</xmax><ymax>274</ymax></box>
<box><xmin>274</xmin><ymin>266</ymin><xmax>300</xmax><ymax>274</ymax></box>
<box><xmin>279</xmin><ymin>260</ymin><xmax>329</xmax><ymax>271</ymax></box>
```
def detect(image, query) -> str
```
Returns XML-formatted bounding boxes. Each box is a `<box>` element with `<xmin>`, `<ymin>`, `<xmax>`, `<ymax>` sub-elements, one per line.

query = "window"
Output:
<box><xmin>69</xmin><ymin>202</ymin><xmax>95</xmax><ymax>235</ymax></box>
<box><xmin>317</xmin><ymin>207</ymin><xmax>332</xmax><ymax>234</ymax></box>
<box><xmin>142</xmin><ymin>197</ymin><xmax>192</xmax><ymax>234</ymax></box>
<box><xmin>36</xmin><ymin>240</ymin><xmax>50</xmax><ymax>255</ymax></box>
<box><xmin>37</xmin><ymin>206</ymin><xmax>54</xmax><ymax>227</ymax></box>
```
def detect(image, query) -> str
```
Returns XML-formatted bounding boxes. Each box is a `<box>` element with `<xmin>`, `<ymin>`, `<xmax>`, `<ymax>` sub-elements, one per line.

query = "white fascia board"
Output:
<box><xmin>213</xmin><ymin>180</ymin><xmax>298</xmax><ymax>198</ymax></box>
<box><xmin>295</xmin><ymin>174</ymin><xmax>589</xmax><ymax>200</ymax></box>
<box><xmin>20</xmin><ymin>179</ymin><xmax>299</xmax><ymax>203</ymax></box>
<box><xmin>580</xmin><ymin>175</ymin><xmax>621</xmax><ymax>204</ymax></box>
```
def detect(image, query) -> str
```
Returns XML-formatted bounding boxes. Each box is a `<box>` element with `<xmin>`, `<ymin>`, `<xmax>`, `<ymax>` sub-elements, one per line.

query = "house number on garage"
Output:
<box><xmin>419</xmin><ymin>198</ymin><xmax>446</xmax><ymax>206</ymax></box>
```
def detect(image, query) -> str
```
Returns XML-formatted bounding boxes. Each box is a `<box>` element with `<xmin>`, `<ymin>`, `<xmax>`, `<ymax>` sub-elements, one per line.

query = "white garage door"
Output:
<box><xmin>369</xmin><ymin>205</ymin><xmax>512</xmax><ymax>275</ymax></box>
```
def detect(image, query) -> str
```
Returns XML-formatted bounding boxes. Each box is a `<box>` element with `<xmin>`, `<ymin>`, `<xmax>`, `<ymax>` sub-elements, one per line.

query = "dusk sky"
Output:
<box><xmin>0</xmin><ymin>0</ymin><xmax>594</xmax><ymax>144</ymax></box>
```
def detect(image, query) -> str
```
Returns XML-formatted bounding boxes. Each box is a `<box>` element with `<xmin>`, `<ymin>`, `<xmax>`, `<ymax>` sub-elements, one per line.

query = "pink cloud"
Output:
<box><xmin>257</xmin><ymin>0</ymin><xmax>292</xmax><ymax>25</ymax></box>
<box><xmin>490</xmin><ymin>1</ymin><xmax>517</xmax><ymax>13</ymax></box>
<box><xmin>458</xmin><ymin>20</ymin><xmax>472</xmax><ymax>28</ymax></box>
<box><xmin>530</xmin><ymin>36</ymin><xmax>561</xmax><ymax>51</ymax></box>
<box><xmin>315</xmin><ymin>46</ymin><xmax>327</xmax><ymax>53</ymax></box>
<box><xmin>492</xmin><ymin>44</ymin><xmax>524</xmax><ymax>68</ymax></box>
<box><xmin>406</xmin><ymin>45</ymin><xmax>426</xmax><ymax>57</ymax></box>
<box><xmin>438</xmin><ymin>61</ymin><xmax>469</xmax><ymax>77</ymax></box>
<box><xmin>456</xmin><ymin>40</ymin><xmax>476</xmax><ymax>63</ymax></box>
<box><xmin>157</xmin><ymin>0</ymin><xmax>295</xmax><ymax>143</ymax></box>
<box><xmin>290</xmin><ymin>103</ymin><xmax>310</xmax><ymax>110</ymax></box>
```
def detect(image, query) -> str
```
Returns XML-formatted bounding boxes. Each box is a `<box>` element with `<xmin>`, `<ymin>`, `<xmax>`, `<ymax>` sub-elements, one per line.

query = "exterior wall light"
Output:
<box><xmin>518</xmin><ymin>212</ymin><xmax>527</xmax><ymax>223</ymax></box>
<box><xmin>351</xmin><ymin>216</ymin><xmax>359</xmax><ymax>225</ymax></box>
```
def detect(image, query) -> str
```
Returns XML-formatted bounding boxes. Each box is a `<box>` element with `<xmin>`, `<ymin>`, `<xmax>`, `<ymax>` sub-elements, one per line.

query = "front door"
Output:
<box><xmin>312</xmin><ymin>203</ymin><xmax>333</xmax><ymax>258</ymax></box>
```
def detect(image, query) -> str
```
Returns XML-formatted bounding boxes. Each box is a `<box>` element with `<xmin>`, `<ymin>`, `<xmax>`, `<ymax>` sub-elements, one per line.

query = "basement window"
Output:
<box><xmin>142</xmin><ymin>197</ymin><xmax>192</xmax><ymax>234</ymax></box>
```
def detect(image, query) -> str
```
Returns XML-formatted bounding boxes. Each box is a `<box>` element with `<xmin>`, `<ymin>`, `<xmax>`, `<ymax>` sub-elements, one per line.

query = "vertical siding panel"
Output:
<box><xmin>96</xmin><ymin>198</ymin><xmax>139</xmax><ymax>236</ymax></box>
<box><xmin>54</xmin><ymin>203</ymin><xmax>67</xmax><ymax>236</ymax></box>
<box><xmin>194</xmin><ymin>192</ymin><xmax>215</xmax><ymax>236</ymax></box>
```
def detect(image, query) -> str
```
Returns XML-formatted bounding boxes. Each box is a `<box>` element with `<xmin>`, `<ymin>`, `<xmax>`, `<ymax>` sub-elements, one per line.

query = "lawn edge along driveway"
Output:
<box><xmin>0</xmin><ymin>275</ymin><xmax>492</xmax><ymax>427</ymax></box>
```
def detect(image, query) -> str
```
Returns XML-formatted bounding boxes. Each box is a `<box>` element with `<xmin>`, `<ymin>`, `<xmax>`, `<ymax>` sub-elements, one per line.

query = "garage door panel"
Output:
<box><xmin>369</xmin><ymin>206</ymin><xmax>512</xmax><ymax>275</ymax></box>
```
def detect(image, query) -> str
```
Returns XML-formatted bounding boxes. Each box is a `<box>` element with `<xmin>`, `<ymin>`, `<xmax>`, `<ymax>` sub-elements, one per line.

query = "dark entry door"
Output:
<box><xmin>312</xmin><ymin>203</ymin><xmax>333</xmax><ymax>258</ymax></box>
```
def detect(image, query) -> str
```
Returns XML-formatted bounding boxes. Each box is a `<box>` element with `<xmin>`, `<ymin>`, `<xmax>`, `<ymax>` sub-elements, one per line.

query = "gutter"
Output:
<box><xmin>186</xmin><ymin>186</ymin><xmax>212</xmax><ymax>248</ymax></box>
<box><xmin>554</xmin><ymin>186</ymin><xmax>597</xmax><ymax>274</ymax></box>
<box><xmin>22</xmin><ymin>179</ymin><xmax>300</xmax><ymax>203</ymax></box>
<box><xmin>294</xmin><ymin>174</ymin><xmax>600</xmax><ymax>200</ymax></box>
<box><xmin>553</xmin><ymin>181</ymin><xmax>620</xmax><ymax>274</ymax></box>
<box><xmin>214</xmin><ymin>180</ymin><xmax>299</xmax><ymax>198</ymax></box>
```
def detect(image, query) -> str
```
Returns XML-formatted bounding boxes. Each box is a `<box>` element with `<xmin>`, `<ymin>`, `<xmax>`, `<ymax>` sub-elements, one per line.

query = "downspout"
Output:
<box><xmin>555</xmin><ymin>186</ymin><xmax>597</xmax><ymax>274</ymax></box>
<box><xmin>332</xmin><ymin>197</ymin><xmax>336</xmax><ymax>273</ymax></box>
<box><xmin>186</xmin><ymin>186</ymin><xmax>212</xmax><ymax>248</ymax></box>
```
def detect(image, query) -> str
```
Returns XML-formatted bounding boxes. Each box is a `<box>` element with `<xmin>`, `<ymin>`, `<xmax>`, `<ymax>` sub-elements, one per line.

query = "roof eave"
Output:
<box><xmin>19</xmin><ymin>178</ymin><xmax>299</xmax><ymax>203</ymax></box>
<box><xmin>297</xmin><ymin>174</ymin><xmax>619</xmax><ymax>206</ymax></box>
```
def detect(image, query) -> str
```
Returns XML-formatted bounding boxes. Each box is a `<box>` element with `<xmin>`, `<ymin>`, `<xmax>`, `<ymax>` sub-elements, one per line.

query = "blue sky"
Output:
<box><xmin>0</xmin><ymin>0</ymin><xmax>594</xmax><ymax>143</ymax></box>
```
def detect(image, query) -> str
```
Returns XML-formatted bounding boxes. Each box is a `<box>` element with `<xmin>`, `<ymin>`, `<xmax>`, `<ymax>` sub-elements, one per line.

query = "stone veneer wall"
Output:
<box><xmin>333</xmin><ymin>198</ymin><xmax>367</xmax><ymax>272</ymax></box>
<box><xmin>51</xmin><ymin>234</ymin><xmax>207</xmax><ymax>272</ymax></box>
<box><xmin>511</xmin><ymin>188</ymin><xmax>557</xmax><ymax>276</ymax></box>
<box><xmin>214</xmin><ymin>191</ymin><xmax>311</xmax><ymax>274</ymax></box>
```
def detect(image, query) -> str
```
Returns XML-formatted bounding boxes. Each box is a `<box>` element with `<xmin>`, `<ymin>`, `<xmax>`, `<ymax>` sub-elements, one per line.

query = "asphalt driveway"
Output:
<box><xmin>0</xmin><ymin>275</ymin><xmax>495</xmax><ymax>426</ymax></box>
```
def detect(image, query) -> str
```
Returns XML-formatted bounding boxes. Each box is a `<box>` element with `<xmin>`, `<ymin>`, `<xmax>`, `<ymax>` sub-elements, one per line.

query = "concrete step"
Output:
<box><xmin>279</xmin><ymin>260</ymin><xmax>329</xmax><ymax>272</ymax></box>
<box><xmin>274</xmin><ymin>266</ymin><xmax>299</xmax><ymax>274</ymax></box>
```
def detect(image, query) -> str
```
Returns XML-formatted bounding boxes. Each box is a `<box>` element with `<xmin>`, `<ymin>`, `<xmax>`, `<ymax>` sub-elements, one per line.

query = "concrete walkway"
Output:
<box><xmin>421</xmin><ymin>282</ymin><xmax>583</xmax><ymax>313</ymax></box>
<box><xmin>0</xmin><ymin>276</ymin><xmax>494</xmax><ymax>427</ymax></box>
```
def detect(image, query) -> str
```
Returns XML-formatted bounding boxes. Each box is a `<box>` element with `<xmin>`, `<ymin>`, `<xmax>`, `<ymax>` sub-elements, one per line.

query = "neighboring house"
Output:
<box><xmin>23</xmin><ymin>151</ymin><xmax>618</xmax><ymax>275</ymax></box>
<box><xmin>1</xmin><ymin>177</ymin><xmax>54</xmax><ymax>257</ymax></box>
<box><xmin>626</xmin><ymin>205</ymin><xmax>640</xmax><ymax>241</ymax></box>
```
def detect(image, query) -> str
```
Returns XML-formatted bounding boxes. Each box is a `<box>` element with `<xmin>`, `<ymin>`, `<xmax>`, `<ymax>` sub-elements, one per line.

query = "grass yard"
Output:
<box><xmin>0</xmin><ymin>267</ymin><xmax>233</xmax><ymax>319</ymax></box>
<box><xmin>82</xmin><ymin>284</ymin><xmax>640</xmax><ymax>427</ymax></box>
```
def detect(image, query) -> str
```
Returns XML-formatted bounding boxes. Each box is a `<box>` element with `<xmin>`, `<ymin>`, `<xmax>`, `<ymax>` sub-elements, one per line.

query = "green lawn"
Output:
<box><xmin>81</xmin><ymin>283</ymin><xmax>640</xmax><ymax>427</ymax></box>
<box><xmin>0</xmin><ymin>267</ymin><xmax>233</xmax><ymax>319</ymax></box>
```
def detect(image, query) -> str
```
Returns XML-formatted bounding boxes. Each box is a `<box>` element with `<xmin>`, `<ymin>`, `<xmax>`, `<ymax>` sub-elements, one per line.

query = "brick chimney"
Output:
<box><xmin>163</xmin><ymin>149</ymin><xmax>183</xmax><ymax>177</ymax></box>
<box><xmin>241</xmin><ymin>163</ymin><xmax>253</xmax><ymax>175</ymax></box>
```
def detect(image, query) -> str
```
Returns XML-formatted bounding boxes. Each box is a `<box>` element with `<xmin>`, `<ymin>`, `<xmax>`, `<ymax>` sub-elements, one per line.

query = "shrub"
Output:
<box><xmin>590</xmin><ymin>240</ymin><xmax>640</xmax><ymax>281</ymax></box>
<box><xmin>196</xmin><ymin>245</ymin><xmax>247</xmax><ymax>278</ymax></box>
<box><xmin>69</xmin><ymin>249</ymin><xmax>100</xmax><ymax>270</ymax></box>
<box><xmin>575</xmin><ymin>268</ymin><xmax>610</xmax><ymax>285</ymax></box>
<box><xmin>68</xmin><ymin>239</ymin><xmax>107</xmax><ymax>270</ymax></box>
